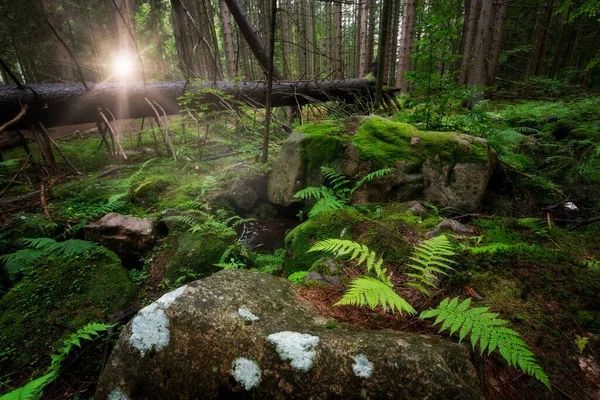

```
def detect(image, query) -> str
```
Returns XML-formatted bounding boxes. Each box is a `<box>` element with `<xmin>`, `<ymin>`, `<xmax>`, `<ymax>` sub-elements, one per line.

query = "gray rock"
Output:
<box><xmin>304</xmin><ymin>271</ymin><xmax>340</xmax><ymax>286</ymax></box>
<box><xmin>267</xmin><ymin>132</ymin><xmax>306</xmax><ymax>206</ymax></box>
<box><xmin>407</xmin><ymin>200</ymin><xmax>428</xmax><ymax>216</ymax></box>
<box><xmin>434</xmin><ymin>219</ymin><xmax>472</xmax><ymax>235</ymax></box>
<box><xmin>268</xmin><ymin>118</ymin><xmax>496</xmax><ymax>212</ymax></box>
<box><xmin>229</xmin><ymin>183</ymin><xmax>259</xmax><ymax>211</ymax></box>
<box><xmin>85</xmin><ymin>213</ymin><xmax>158</xmax><ymax>267</ymax></box>
<box><xmin>97</xmin><ymin>269</ymin><xmax>485</xmax><ymax>400</ymax></box>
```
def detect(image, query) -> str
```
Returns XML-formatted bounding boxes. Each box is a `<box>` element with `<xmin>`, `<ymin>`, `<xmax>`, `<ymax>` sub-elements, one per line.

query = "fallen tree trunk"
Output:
<box><xmin>0</xmin><ymin>79</ymin><xmax>391</xmax><ymax>131</ymax></box>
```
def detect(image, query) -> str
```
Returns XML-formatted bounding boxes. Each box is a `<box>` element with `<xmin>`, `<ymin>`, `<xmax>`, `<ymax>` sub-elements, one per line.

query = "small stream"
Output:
<box><xmin>237</xmin><ymin>214</ymin><xmax>300</xmax><ymax>252</ymax></box>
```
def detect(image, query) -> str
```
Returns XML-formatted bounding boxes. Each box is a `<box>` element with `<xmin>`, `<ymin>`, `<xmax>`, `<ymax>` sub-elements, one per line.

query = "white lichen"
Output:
<box><xmin>128</xmin><ymin>286</ymin><xmax>187</xmax><ymax>356</ymax></box>
<box><xmin>156</xmin><ymin>285</ymin><xmax>187</xmax><ymax>309</ymax></box>
<box><xmin>238</xmin><ymin>308</ymin><xmax>260</xmax><ymax>322</ymax></box>
<box><xmin>352</xmin><ymin>354</ymin><xmax>374</xmax><ymax>378</ymax></box>
<box><xmin>108</xmin><ymin>387</ymin><xmax>130</xmax><ymax>400</ymax></box>
<box><xmin>267</xmin><ymin>331</ymin><xmax>319</xmax><ymax>371</ymax></box>
<box><xmin>231</xmin><ymin>357</ymin><xmax>262</xmax><ymax>390</ymax></box>
<box><xmin>129</xmin><ymin>303</ymin><xmax>170</xmax><ymax>356</ymax></box>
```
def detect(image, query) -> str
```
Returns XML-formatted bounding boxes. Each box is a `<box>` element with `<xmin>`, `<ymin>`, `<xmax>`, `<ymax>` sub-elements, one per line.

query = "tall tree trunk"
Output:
<box><xmin>150</xmin><ymin>0</ymin><xmax>168</xmax><ymax>80</ymax></box>
<box><xmin>550</xmin><ymin>6</ymin><xmax>570</xmax><ymax>79</ymax></box>
<box><xmin>41</xmin><ymin>0</ymin><xmax>75</xmax><ymax>82</ymax></box>
<box><xmin>366</xmin><ymin>0</ymin><xmax>376</xmax><ymax>71</ymax></box>
<box><xmin>387</xmin><ymin>0</ymin><xmax>401</xmax><ymax>84</ymax></box>
<box><xmin>486</xmin><ymin>0</ymin><xmax>510</xmax><ymax>85</ymax></box>
<box><xmin>81</xmin><ymin>0</ymin><xmax>103</xmax><ymax>81</ymax></box>
<box><xmin>376</xmin><ymin>0</ymin><xmax>392</xmax><ymax>106</ymax></box>
<box><xmin>170</xmin><ymin>0</ymin><xmax>193</xmax><ymax>78</ymax></box>
<box><xmin>358</xmin><ymin>0</ymin><xmax>368</xmax><ymax>76</ymax></box>
<box><xmin>396</xmin><ymin>0</ymin><xmax>416</xmax><ymax>92</ymax></box>
<box><xmin>469</xmin><ymin>0</ymin><xmax>496</xmax><ymax>86</ymax></box>
<box><xmin>220</xmin><ymin>0</ymin><xmax>237</xmax><ymax>79</ymax></box>
<box><xmin>325</xmin><ymin>1</ymin><xmax>333</xmax><ymax>75</ymax></box>
<box><xmin>334</xmin><ymin>1</ymin><xmax>343</xmax><ymax>79</ymax></box>
<box><xmin>459</xmin><ymin>0</ymin><xmax>479</xmax><ymax>84</ymax></box>
<box><xmin>280</xmin><ymin>0</ymin><xmax>293</xmax><ymax>78</ymax></box>
<box><xmin>224</xmin><ymin>0</ymin><xmax>284</xmax><ymax>80</ymax></box>
<box><xmin>530</xmin><ymin>0</ymin><xmax>554</xmax><ymax>76</ymax></box>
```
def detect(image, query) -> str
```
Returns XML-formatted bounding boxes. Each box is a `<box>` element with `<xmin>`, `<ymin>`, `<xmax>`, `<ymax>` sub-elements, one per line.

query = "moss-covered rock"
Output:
<box><xmin>284</xmin><ymin>209</ymin><xmax>410</xmax><ymax>274</ymax></box>
<box><xmin>268</xmin><ymin>116</ymin><xmax>496</xmax><ymax>211</ymax></box>
<box><xmin>164</xmin><ymin>231</ymin><xmax>236</xmax><ymax>281</ymax></box>
<box><xmin>0</xmin><ymin>251</ymin><xmax>135</xmax><ymax>374</ymax></box>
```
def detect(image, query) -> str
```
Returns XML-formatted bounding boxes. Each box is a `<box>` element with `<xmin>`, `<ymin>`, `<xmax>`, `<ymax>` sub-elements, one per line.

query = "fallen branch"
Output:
<box><xmin>0</xmin><ymin>105</ymin><xmax>28</xmax><ymax>133</ymax></box>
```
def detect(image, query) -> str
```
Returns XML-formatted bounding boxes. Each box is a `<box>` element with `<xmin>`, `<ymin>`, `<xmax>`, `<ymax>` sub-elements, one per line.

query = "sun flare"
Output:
<box><xmin>112</xmin><ymin>52</ymin><xmax>134</xmax><ymax>79</ymax></box>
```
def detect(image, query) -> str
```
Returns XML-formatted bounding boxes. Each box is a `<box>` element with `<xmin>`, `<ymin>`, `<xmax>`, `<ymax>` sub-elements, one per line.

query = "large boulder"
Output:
<box><xmin>96</xmin><ymin>269</ymin><xmax>485</xmax><ymax>400</ymax></box>
<box><xmin>0</xmin><ymin>251</ymin><xmax>135</xmax><ymax>375</ymax></box>
<box><xmin>268</xmin><ymin>117</ymin><xmax>496</xmax><ymax>211</ymax></box>
<box><xmin>85</xmin><ymin>213</ymin><xmax>159</xmax><ymax>267</ymax></box>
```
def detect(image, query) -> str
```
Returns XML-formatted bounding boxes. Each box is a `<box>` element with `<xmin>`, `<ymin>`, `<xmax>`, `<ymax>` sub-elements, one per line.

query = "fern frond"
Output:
<box><xmin>309</xmin><ymin>239</ymin><xmax>382</xmax><ymax>272</ymax></box>
<box><xmin>19</xmin><ymin>238</ymin><xmax>102</xmax><ymax>258</ymax></box>
<box><xmin>0</xmin><ymin>249</ymin><xmax>45</xmax><ymax>279</ymax></box>
<box><xmin>421</xmin><ymin>297</ymin><xmax>550</xmax><ymax>388</ymax></box>
<box><xmin>336</xmin><ymin>276</ymin><xmax>416</xmax><ymax>314</ymax></box>
<box><xmin>162</xmin><ymin>215</ymin><xmax>197</xmax><ymax>227</ymax></box>
<box><xmin>307</xmin><ymin>196</ymin><xmax>346</xmax><ymax>218</ymax></box>
<box><xmin>406</xmin><ymin>235</ymin><xmax>456</xmax><ymax>296</ymax></box>
<box><xmin>352</xmin><ymin>168</ymin><xmax>392</xmax><ymax>192</ymax></box>
<box><xmin>293</xmin><ymin>187</ymin><xmax>330</xmax><ymax>201</ymax></box>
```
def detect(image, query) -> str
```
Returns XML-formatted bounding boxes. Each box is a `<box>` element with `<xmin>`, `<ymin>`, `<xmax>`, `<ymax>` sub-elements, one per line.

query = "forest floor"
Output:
<box><xmin>1</xmin><ymin>96</ymin><xmax>600</xmax><ymax>399</ymax></box>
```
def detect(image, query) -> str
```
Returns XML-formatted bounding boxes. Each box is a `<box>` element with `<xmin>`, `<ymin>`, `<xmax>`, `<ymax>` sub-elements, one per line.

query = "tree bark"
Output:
<box><xmin>469</xmin><ymin>0</ymin><xmax>496</xmax><ymax>86</ymax></box>
<box><xmin>486</xmin><ymin>0</ymin><xmax>510</xmax><ymax>85</ymax></box>
<box><xmin>223</xmin><ymin>0</ymin><xmax>284</xmax><ymax>80</ymax></box>
<box><xmin>280</xmin><ymin>0</ymin><xmax>294</xmax><ymax>78</ymax></box>
<box><xmin>41</xmin><ymin>0</ymin><xmax>75</xmax><ymax>82</ymax></box>
<box><xmin>334</xmin><ymin>1</ymin><xmax>343</xmax><ymax>79</ymax></box>
<box><xmin>358</xmin><ymin>0</ymin><xmax>369</xmax><ymax>77</ymax></box>
<box><xmin>530</xmin><ymin>0</ymin><xmax>554</xmax><ymax>76</ymax></box>
<box><xmin>396</xmin><ymin>0</ymin><xmax>416</xmax><ymax>92</ymax></box>
<box><xmin>220</xmin><ymin>0</ymin><xmax>237</xmax><ymax>79</ymax></box>
<box><xmin>0</xmin><ymin>79</ymin><xmax>394</xmax><ymax>131</ymax></box>
<box><xmin>459</xmin><ymin>0</ymin><xmax>479</xmax><ymax>84</ymax></box>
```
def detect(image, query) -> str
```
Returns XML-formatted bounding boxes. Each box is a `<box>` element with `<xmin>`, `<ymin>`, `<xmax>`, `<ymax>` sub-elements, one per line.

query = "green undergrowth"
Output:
<box><xmin>0</xmin><ymin>250</ymin><xmax>135</xmax><ymax>376</ymax></box>
<box><xmin>352</xmin><ymin>117</ymin><xmax>489</xmax><ymax>169</ymax></box>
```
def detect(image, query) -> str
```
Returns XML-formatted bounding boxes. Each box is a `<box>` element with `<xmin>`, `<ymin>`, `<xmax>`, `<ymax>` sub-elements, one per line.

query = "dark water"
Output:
<box><xmin>237</xmin><ymin>215</ymin><xmax>300</xmax><ymax>252</ymax></box>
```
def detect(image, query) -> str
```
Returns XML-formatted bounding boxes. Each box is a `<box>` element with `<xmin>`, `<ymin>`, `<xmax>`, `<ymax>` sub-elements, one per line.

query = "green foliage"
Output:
<box><xmin>420</xmin><ymin>297</ymin><xmax>549</xmax><ymax>388</ymax></box>
<box><xmin>287</xmin><ymin>271</ymin><xmax>309</xmax><ymax>284</ymax></box>
<box><xmin>162</xmin><ymin>202</ymin><xmax>252</xmax><ymax>240</ymax></box>
<box><xmin>308</xmin><ymin>239</ymin><xmax>416</xmax><ymax>314</ymax></box>
<box><xmin>0</xmin><ymin>238</ymin><xmax>106</xmax><ymax>280</ymax></box>
<box><xmin>0</xmin><ymin>322</ymin><xmax>111</xmax><ymax>400</ymax></box>
<box><xmin>406</xmin><ymin>235</ymin><xmax>456</xmax><ymax>296</ymax></box>
<box><xmin>575</xmin><ymin>335</ymin><xmax>589</xmax><ymax>355</ymax></box>
<box><xmin>293</xmin><ymin>166</ymin><xmax>391</xmax><ymax>218</ymax></box>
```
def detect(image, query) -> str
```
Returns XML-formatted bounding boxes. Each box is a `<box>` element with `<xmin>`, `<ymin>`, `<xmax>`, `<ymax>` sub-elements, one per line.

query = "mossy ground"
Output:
<box><xmin>0</xmin><ymin>251</ymin><xmax>135</xmax><ymax>376</ymax></box>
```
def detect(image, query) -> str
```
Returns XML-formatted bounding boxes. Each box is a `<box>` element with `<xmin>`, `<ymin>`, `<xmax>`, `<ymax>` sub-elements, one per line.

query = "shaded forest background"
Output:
<box><xmin>1</xmin><ymin>0</ymin><xmax>599</xmax><ymax>93</ymax></box>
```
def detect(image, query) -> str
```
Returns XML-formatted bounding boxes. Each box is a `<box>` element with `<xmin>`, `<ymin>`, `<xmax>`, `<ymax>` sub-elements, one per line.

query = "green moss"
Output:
<box><xmin>285</xmin><ymin>208</ymin><xmax>411</xmax><ymax>274</ymax></box>
<box><xmin>164</xmin><ymin>231</ymin><xmax>236</xmax><ymax>280</ymax></box>
<box><xmin>0</xmin><ymin>251</ymin><xmax>135</xmax><ymax>373</ymax></box>
<box><xmin>296</xmin><ymin>121</ymin><xmax>347</xmax><ymax>173</ymax></box>
<box><xmin>352</xmin><ymin>117</ymin><xmax>489</xmax><ymax>169</ymax></box>
<box><xmin>285</xmin><ymin>209</ymin><xmax>367</xmax><ymax>274</ymax></box>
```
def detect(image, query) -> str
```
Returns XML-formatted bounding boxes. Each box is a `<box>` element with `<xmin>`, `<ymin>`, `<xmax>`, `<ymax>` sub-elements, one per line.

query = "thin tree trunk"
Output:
<box><xmin>220</xmin><ymin>0</ymin><xmax>237</xmax><ymax>79</ymax></box>
<box><xmin>459</xmin><ymin>0</ymin><xmax>479</xmax><ymax>84</ymax></box>
<box><xmin>41</xmin><ymin>0</ymin><xmax>75</xmax><ymax>82</ymax></box>
<box><xmin>396</xmin><ymin>0</ymin><xmax>416</xmax><ymax>92</ymax></box>
<box><xmin>388</xmin><ymin>0</ymin><xmax>401</xmax><ymax>84</ymax></box>
<box><xmin>550</xmin><ymin>6</ymin><xmax>570</xmax><ymax>79</ymax></box>
<box><xmin>376</xmin><ymin>0</ymin><xmax>392</xmax><ymax>106</ymax></box>
<box><xmin>280</xmin><ymin>0</ymin><xmax>293</xmax><ymax>78</ymax></box>
<box><xmin>366</xmin><ymin>0</ymin><xmax>376</xmax><ymax>71</ymax></box>
<box><xmin>487</xmin><ymin>0</ymin><xmax>510</xmax><ymax>85</ymax></box>
<box><xmin>358</xmin><ymin>0</ymin><xmax>368</xmax><ymax>76</ymax></box>
<box><xmin>223</xmin><ymin>0</ymin><xmax>284</xmax><ymax>80</ymax></box>
<box><xmin>530</xmin><ymin>0</ymin><xmax>554</xmax><ymax>76</ymax></box>
<box><xmin>334</xmin><ymin>2</ymin><xmax>343</xmax><ymax>79</ymax></box>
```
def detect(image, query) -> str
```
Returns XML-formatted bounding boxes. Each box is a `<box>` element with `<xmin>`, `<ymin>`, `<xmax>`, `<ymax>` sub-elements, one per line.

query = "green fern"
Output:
<box><xmin>420</xmin><ymin>297</ymin><xmax>550</xmax><ymax>388</ymax></box>
<box><xmin>352</xmin><ymin>168</ymin><xmax>392</xmax><ymax>193</ymax></box>
<box><xmin>406</xmin><ymin>235</ymin><xmax>456</xmax><ymax>296</ymax></box>
<box><xmin>336</xmin><ymin>276</ymin><xmax>415</xmax><ymax>314</ymax></box>
<box><xmin>0</xmin><ymin>249</ymin><xmax>45</xmax><ymax>280</ymax></box>
<box><xmin>253</xmin><ymin>249</ymin><xmax>285</xmax><ymax>273</ymax></box>
<box><xmin>0</xmin><ymin>239</ymin><xmax>104</xmax><ymax>279</ymax></box>
<box><xmin>308</xmin><ymin>239</ymin><xmax>415</xmax><ymax>314</ymax></box>
<box><xmin>0</xmin><ymin>322</ymin><xmax>111</xmax><ymax>400</ymax></box>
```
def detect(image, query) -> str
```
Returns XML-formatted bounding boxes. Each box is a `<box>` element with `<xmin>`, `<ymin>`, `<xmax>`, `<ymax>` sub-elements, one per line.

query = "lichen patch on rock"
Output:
<box><xmin>231</xmin><ymin>357</ymin><xmax>262</xmax><ymax>390</ymax></box>
<box><xmin>156</xmin><ymin>285</ymin><xmax>187</xmax><ymax>309</ymax></box>
<box><xmin>352</xmin><ymin>354</ymin><xmax>374</xmax><ymax>378</ymax></box>
<box><xmin>107</xmin><ymin>387</ymin><xmax>130</xmax><ymax>400</ymax></box>
<box><xmin>238</xmin><ymin>307</ymin><xmax>259</xmax><ymax>322</ymax></box>
<box><xmin>129</xmin><ymin>303</ymin><xmax>170</xmax><ymax>356</ymax></box>
<box><xmin>267</xmin><ymin>331</ymin><xmax>319</xmax><ymax>371</ymax></box>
